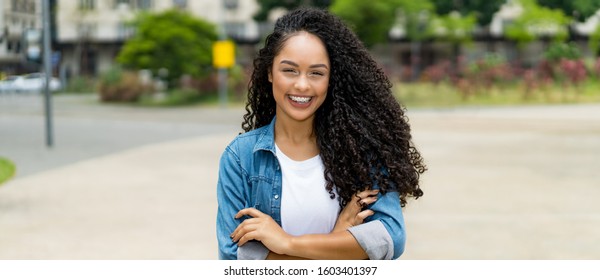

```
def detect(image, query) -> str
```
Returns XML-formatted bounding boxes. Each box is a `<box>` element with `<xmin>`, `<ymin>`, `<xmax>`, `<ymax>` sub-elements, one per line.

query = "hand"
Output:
<box><xmin>231</xmin><ymin>208</ymin><xmax>292</xmax><ymax>255</ymax></box>
<box><xmin>332</xmin><ymin>189</ymin><xmax>379</xmax><ymax>233</ymax></box>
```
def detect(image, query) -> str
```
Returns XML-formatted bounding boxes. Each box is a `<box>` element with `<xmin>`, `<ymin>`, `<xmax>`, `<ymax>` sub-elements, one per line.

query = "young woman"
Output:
<box><xmin>216</xmin><ymin>8</ymin><xmax>425</xmax><ymax>260</ymax></box>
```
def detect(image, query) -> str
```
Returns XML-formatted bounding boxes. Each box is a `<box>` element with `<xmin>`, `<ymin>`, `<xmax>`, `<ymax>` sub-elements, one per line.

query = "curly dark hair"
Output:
<box><xmin>242</xmin><ymin>7</ymin><xmax>425</xmax><ymax>207</ymax></box>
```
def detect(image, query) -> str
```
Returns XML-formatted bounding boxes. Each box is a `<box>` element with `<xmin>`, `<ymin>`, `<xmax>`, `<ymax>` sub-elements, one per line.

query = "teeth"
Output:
<box><xmin>289</xmin><ymin>95</ymin><xmax>312</xmax><ymax>103</ymax></box>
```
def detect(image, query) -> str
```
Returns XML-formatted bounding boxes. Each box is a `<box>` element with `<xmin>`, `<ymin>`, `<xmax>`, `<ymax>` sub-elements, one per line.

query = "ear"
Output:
<box><xmin>268</xmin><ymin>70</ymin><xmax>272</xmax><ymax>83</ymax></box>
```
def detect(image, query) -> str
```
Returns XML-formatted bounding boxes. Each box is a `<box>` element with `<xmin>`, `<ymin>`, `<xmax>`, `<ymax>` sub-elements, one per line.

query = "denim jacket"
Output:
<box><xmin>216</xmin><ymin>118</ymin><xmax>406</xmax><ymax>260</ymax></box>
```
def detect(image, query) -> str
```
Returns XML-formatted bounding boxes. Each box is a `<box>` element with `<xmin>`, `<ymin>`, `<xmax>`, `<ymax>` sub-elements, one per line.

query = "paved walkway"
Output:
<box><xmin>1</xmin><ymin>101</ymin><xmax>600</xmax><ymax>259</ymax></box>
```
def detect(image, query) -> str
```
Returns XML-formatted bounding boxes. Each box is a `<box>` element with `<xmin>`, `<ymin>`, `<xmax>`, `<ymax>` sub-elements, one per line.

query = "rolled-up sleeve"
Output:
<box><xmin>216</xmin><ymin>145</ymin><xmax>247</xmax><ymax>260</ymax></box>
<box><xmin>347</xmin><ymin>191</ymin><xmax>405</xmax><ymax>260</ymax></box>
<box><xmin>238</xmin><ymin>241</ymin><xmax>270</xmax><ymax>260</ymax></box>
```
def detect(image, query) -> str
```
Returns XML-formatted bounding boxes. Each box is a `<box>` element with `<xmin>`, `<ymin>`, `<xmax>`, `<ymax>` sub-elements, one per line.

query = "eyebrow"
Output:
<box><xmin>280</xmin><ymin>60</ymin><xmax>329</xmax><ymax>69</ymax></box>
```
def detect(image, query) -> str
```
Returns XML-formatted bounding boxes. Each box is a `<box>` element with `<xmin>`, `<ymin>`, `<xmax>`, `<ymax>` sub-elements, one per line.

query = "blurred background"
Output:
<box><xmin>0</xmin><ymin>0</ymin><xmax>599</xmax><ymax>259</ymax></box>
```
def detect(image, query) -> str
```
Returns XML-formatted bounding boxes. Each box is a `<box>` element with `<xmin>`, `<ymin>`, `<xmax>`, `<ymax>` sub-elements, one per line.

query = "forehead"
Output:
<box><xmin>275</xmin><ymin>32</ymin><xmax>329</xmax><ymax>64</ymax></box>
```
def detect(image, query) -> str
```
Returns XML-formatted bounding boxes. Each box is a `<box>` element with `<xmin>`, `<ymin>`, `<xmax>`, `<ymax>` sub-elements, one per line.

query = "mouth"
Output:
<box><xmin>288</xmin><ymin>95</ymin><xmax>313</xmax><ymax>104</ymax></box>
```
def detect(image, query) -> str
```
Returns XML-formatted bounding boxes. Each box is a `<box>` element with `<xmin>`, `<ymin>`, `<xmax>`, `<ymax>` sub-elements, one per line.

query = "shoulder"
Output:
<box><xmin>225</xmin><ymin>125</ymin><xmax>271</xmax><ymax>155</ymax></box>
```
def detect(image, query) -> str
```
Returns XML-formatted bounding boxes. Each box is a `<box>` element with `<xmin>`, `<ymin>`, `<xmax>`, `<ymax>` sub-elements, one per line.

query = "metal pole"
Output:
<box><xmin>42</xmin><ymin>0</ymin><xmax>54</xmax><ymax>147</ymax></box>
<box><xmin>218</xmin><ymin>1</ymin><xmax>228</xmax><ymax>108</ymax></box>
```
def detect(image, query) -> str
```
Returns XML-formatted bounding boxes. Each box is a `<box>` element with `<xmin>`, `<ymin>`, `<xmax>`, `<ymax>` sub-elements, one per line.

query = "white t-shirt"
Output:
<box><xmin>275</xmin><ymin>144</ymin><xmax>341</xmax><ymax>236</ymax></box>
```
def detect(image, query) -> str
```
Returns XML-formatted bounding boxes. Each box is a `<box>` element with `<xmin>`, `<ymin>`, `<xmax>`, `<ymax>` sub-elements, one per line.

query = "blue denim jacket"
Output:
<box><xmin>216</xmin><ymin>118</ymin><xmax>406</xmax><ymax>260</ymax></box>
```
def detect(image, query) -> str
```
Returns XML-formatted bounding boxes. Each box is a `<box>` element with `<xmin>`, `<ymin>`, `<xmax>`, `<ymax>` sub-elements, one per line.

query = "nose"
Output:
<box><xmin>294</xmin><ymin>76</ymin><xmax>309</xmax><ymax>92</ymax></box>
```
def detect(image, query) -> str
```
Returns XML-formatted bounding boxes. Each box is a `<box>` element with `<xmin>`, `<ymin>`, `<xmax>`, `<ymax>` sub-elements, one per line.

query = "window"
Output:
<box><xmin>27</xmin><ymin>0</ymin><xmax>35</xmax><ymax>13</ymax></box>
<box><xmin>173</xmin><ymin>0</ymin><xmax>187</xmax><ymax>8</ymax></box>
<box><xmin>11</xmin><ymin>0</ymin><xmax>18</xmax><ymax>12</ymax></box>
<box><xmin>77</xmin><ymin>23</ymin><xmax>96</xmax><ymax>38</ymax></box>
<box><xmin>79</xmin><ymin>0</ymin><xmax>95</xmax><ymax>10</ymax></box>
<box><xmin>137</xmin><ymin>0</ymin><xmax>152</xmax><ymax>10</ymax></box>
<box><xmin>115</xmin><ymin>0</ymin><xmax>131</xmax><ymax>9</ymax></box>
<box><xmin>117</xmin><ymin>22</ymin><xmax>135</xmax><ymax>40</ymax></box>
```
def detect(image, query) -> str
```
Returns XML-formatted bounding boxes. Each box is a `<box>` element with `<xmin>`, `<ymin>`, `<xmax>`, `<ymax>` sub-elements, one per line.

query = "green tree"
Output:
<box><xmin>504</xmin><ymin>0</ymin><xmax>570</xmax><ymax>48</ymax></box>
<box><xmin>590</xmin><ymin>25</ymin><xmax>600</xmax><ymax>56</ymax></box>
<box><xmin>330</xmin><ymin>0</ymin><xmax>396</xmax><ymax>47</ymax></box>
<box><xmin>538</xmin><ymin>0</ymin><xmax>600</xmax><ymax>21</ymax></box>
<box><xmin>429</xmin><ymin>11</ymin><xmax>477</xmax><ymax>67</ymax></box>
<box><xmin>117</xmin><ymin>10</ymin><xmax>218</xmax><ymax>87</ymax></box>
<box><xmin>254</xmin><ymin>0</ymin><xmax>332</xmax><ymax>21</ymax></box>
<box><xmin>430</xmin><ymin>0</ymin><xmax>505</xmax><ymax>26</ymax></box>
<box><xmin>330</xmin><ymin>0</ymin><xmax>433</xmax><ymax>47</ymax></box>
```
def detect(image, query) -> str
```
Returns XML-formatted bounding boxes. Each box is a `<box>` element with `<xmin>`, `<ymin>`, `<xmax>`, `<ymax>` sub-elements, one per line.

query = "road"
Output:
<box><xmin>1</xmin><ymin>94</ymin><xmax>600</xmax><ymax>259</ymax></box>
<box><xmin>0</xmin><ymin>94</ymin><xmax>243</xmax><ymax>177</ymax></box>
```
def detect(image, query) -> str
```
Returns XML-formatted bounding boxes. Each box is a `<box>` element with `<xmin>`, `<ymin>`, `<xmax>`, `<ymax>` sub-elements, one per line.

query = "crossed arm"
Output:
<box><xmin>230</xmin><ymin>190</ymin><xmax>379</xmax><ymax>260</ymax></box>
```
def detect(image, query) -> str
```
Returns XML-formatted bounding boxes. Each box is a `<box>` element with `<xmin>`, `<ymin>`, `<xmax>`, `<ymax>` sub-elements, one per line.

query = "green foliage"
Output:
<box><xmin>97</xmin><ymin>66</ymin><xmax>153</xmax><ymax>102</ymax></box>
<box><xmin>330</xmin><ymin>0</ymin><xmax>396</xmax><ymax>47</ymax></box>
<box><xmin>430</xmin><ymin>0</ymin><xmax>504</xmax><ymax>26</ymax></box>
<box><xmin>504</xmin><ymin>0</ymin><xmax>570</xmax><ymax>48</ymax></box>
<box><xmin>63</xmin><ymin>76</ymin><xmax>97</xmax><ymax>93</ymax></box>
<box><xmin>396</xmin><ymin>0</ymin><xmax>435</xmax><ymax>41</ymax></box>
<box><xmin>331</xmin><ymin>0</ymin><xmax>433</xmax><ymax>47</ymax></box>
<box><xmin>429</xmin><ymin>11</ymin><xmax>477</xmax><ymax>44</ymax></box>
<box><xmin>590</xmin><ymin>25</ymin><xmax>600</xmax><ymax>56</ymax></box>
<box><xmin>544</xmin><ymin>42</ymin><xmax>582</xmax><ymax>62</ymax></box>
<box><xmin>0</xmin><ymin>157</ymin><xmax>16</xmax><ymax>186</ymax></box>
<box><xmin>99</xmin><ymin>65</ymin><xmax>123</xmax><ymax>86</ymax></box>
<box><xmin>117</xmin><ymin>9</ymin><xmax>218</xmax><ymax>87</ymax></box>
<box><xmin>254</xmin><ymin>0</ymin><xmax>331</xmax><ymax>21</ymax></box>
<box><xmin>395</xmin><ymin>79</ymin><xmax>600</xmax><ymax>108</ymax></box>
<box><xmin>538</xmin><ymin>0</ymin><xmax>600</xmax><ymax>21</ymax></box>
<box><xmin>139</xmin><ymin>88</ymin><xmax>214</xmax><ymax>107</ymax></box>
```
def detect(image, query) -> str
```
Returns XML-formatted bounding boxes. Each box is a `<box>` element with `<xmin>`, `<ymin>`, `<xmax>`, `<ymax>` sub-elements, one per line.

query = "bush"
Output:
<box><xmin>139</xmin><ymin>88</ymin><xmax>217</xmax><ymax>106</ymax></box>
<box><xmin>544</xmin><ymin>42</ymin><xmax>582</xmax><ymax>62</ymax></box>
<box><xmin>98</xmin><ymin>66</ymin><xmax>153</xmax><ymax>102</ymax></box>
<box><xmin>63</xmin><ymin>76</ymin><xmax>96</xmax><ymax>93</ymax></box>
<box><xmin>0</xmin><ymin>157</ymin><xmax>16</xmax><ymax>186</ymax></box>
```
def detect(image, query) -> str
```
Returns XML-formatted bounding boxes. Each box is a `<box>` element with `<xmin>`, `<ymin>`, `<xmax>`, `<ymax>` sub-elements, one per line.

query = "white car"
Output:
<box><xmin>11</xmin><ymin>73</ymin><xmax>62</xmax><ymax>93</ymax></box>
<box><xmin>0</xmin><ymin>76</ymin><xmax>20</xmax><ymax>93</ymax></box>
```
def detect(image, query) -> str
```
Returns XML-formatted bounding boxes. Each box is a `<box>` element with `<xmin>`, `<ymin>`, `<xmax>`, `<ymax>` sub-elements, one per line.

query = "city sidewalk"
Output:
<box><xmin>0</xmin><ymin>133</ymin><xmax>233</xmax><ymax>259</ymax></box>
<box><xmin>1</xmin><ymin>104</ymin><xmax>599</xmax><ymax>259</ymax></box>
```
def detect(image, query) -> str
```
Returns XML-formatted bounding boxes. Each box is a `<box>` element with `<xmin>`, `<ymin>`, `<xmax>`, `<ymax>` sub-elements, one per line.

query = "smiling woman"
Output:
<box><xmin>216</xmin><ymin>7</ymin><xmax>426</xmax><ymax>260</ymax></box>
<box><xmin>0</xmin><ymin>157</ymin><xmax>16</xmax><ymax>186</ymax></box>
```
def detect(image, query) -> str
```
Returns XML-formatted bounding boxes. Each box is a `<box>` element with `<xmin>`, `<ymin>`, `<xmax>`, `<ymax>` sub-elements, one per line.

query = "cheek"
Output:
<box><xmin>318</xmin><ymin>80</ymin><xmax>330</xmax><ymax>95</ymax></box>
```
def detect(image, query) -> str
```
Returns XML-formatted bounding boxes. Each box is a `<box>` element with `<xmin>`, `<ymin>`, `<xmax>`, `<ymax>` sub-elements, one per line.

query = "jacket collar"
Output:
<box><xmin>253</xmin><ymin>117</ymin><xmax>276</xmax><ymax>154</ymax></box>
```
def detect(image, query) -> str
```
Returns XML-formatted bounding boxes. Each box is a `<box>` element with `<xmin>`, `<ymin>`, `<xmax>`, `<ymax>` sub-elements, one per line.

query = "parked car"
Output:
<box><xmin>0</xmin><ymin>76</ymin><xmax>20</xmax><ymax>93</ymax></box>
<box><xmin>10</xmin><ymin>73</ymin><xmax>62</xmax><ymax>93</ymax></box>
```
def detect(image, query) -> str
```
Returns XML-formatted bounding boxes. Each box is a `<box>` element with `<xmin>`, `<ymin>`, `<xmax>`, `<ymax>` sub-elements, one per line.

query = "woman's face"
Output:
<box><xmin>269</xmin><ymin>31</ymin><xmax>330</xmax><ymax>124</ymax></box>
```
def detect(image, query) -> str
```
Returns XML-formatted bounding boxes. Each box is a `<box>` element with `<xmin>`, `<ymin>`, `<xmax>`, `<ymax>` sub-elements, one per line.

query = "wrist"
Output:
<box><xmin>283</xmin><ymin>235</ymin><xmax>298</xmax><ymax>256</ymax></box>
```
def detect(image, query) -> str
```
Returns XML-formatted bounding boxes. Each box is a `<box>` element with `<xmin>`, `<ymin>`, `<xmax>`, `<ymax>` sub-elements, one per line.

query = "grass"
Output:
<box><xmin>0</xmin><ymin>157</ymin><xmax>16</xmax><ymax>186</ymax></box>
<box><xmin>394</xmin><ymin>79</ymin><xmax>600</xmax><ymax>108</ymax></box>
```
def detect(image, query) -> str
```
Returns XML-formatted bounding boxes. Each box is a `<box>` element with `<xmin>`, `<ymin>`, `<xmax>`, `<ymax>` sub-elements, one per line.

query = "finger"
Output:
<box><xmin>237</xmin><ymin>231</ymin><xmax>259</xmax><ymax>247</ymax></box>
<box><xmin>235</xmin><ymin>208</ymin><xmax>265</xmax><ymax>219</ymax></box>
<box><xmin>232</xmin><ymin>223</ymin><xmax>258</xmax><ymax>243</ymax></box>
<box><xmin>363</xmin><ymin>189</ymin><xmax>380</xmax><ymax>198</ymax></box>
<box><xmin>360</xmin><ymin>196</ymin><xmax>378</xmax><ymax>206</ymax></box>
<box><xmin>356</xmin><ymin>209</ymin><xmax>375</xmax><ymax>223</ymax></box>
<box><xmin>231</xmin><ymin>217</ymin><xmax>259</xmax><ymax>239</ymax></box>
<box><xmin>355</xmin><ymin>189</ymin><xmax>380</xmax><ymax>200</ymax></box>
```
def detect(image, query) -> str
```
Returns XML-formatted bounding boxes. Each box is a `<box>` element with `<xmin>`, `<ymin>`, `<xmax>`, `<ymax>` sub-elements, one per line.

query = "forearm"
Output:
<box><xmin>283</xmin><ymin>231</ymin><xmax>368</xmax><ymax>260</ymax></box>
<box><xmin>266</xmin><ymin>252</ymin><xmax>308</xmax><ymax>260</ymax></box>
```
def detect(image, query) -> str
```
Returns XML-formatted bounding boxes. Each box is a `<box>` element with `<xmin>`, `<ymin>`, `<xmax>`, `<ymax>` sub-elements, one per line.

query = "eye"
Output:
<box><xmin>310</xmin><ymin>71</ymin><xmax>324</xmax><ymax>76</ymax></box>
<box><xmin>282</xmin><ymin>68</ymin><xmax>297</xmax><ymax>74</ymax></box>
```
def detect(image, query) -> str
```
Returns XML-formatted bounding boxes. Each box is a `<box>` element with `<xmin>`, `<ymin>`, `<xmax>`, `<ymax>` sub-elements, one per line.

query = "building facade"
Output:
<box><xmin>1</xmin><ymin>0</ymin><xmax>260</xmax><ymax>77</ymax></box>
<box><xmin>0</xmin><ymin>0</ymin><xmax>43</xmax><ymax>74</ymax></box>
<box><xmin>56</xmin><ymin>0</ymin><xmax>260</xmax><ymax>78</ymax></box>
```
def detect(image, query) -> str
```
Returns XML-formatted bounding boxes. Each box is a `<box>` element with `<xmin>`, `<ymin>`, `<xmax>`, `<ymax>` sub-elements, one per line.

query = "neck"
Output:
<box><xmin>275</xmin><ymin>116</ymin><xmax>315</xmax><ymax>145</ymax></box>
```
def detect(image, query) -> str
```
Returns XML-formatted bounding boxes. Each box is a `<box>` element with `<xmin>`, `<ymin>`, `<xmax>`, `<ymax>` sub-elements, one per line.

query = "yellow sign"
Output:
<box><xmin>213</xmin><ymin>40</ymin><xmax>235</xmax><ymax>68</ymax></box>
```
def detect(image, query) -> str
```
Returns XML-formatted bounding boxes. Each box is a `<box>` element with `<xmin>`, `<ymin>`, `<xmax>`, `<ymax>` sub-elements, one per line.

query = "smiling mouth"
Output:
<box><xmin>288</xmin><ymin>95</ymin><xmax>313</xmax><ymax>104</ymax></box>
